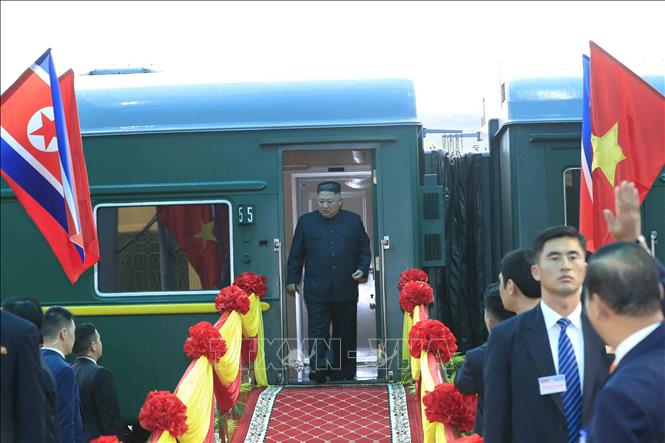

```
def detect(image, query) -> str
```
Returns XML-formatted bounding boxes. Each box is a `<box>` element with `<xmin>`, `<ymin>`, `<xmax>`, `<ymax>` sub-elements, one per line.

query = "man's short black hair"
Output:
<box><xmin>586</xmin><ymin>242</ymin><xmax>662</xmax><ymax>316</ymax></box>
<box><xmin>317</xmin><ymin>181</ymin><xmax>341</xmax><ymax>194</ymax></box>
<box><xmin>500</xmin><ymin>248</ymin><xmax>541</xmax><ymax>298</ymax></box>
<box><xmin>42</xmin><ymin>306</ymin><xmax>75</xmax><ymax>340</ymax></box>
<box><xmin>73</xmin><ymin>322</ymin><xmax>97</xmax><ymax>356</ymax></box>
<box><xmin>533</xmin><ymin>225</ymin><xmax>587</xmax><ymax>261</ymax></box>
<box><xmin>2</xmin><ymin>297</ymin><xmax>44</xmax><ymax>330</ymax></box>
<box><xmin>484</xmin><ymin>282</ymin><xmax>515</xmax><ymax>322</ymax></box>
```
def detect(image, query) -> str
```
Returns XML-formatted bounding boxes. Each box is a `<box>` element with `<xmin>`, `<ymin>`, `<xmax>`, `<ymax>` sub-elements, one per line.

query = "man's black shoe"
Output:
<box><xmin>308</xmin><ymin>370</ymin><xmax>329</xmax><ymax>384</ymax></box>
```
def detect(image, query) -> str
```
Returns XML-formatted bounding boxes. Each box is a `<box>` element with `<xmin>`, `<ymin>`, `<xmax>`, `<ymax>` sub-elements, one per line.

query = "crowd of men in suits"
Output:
<box><xmin>1</xmin><ymin>300</ymin><xmax>123</xmax><ymax>443</ymax></box>
<box><xmin>455</xmin><ymin>181</ymin><xmax>665</xmax><ymax>443</ymax></box>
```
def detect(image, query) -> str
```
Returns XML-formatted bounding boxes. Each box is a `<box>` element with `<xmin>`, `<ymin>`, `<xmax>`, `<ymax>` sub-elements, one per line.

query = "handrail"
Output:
<box><xmin>380</xmin><ymin>235</ymin><xmax>390</xmax><ymax>374</ymax></box>
<box><xmin>274</xmin><ymin>238</ymin><xmax>286</xmax><ymax>383</ymax></box>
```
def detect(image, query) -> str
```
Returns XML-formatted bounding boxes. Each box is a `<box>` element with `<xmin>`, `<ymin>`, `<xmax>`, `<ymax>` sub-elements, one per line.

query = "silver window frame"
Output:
<box><xmin>562</xmin><ymin>167</ymin><xmax>581</xmax><ymax>226</ymax></box>
<box><xmin>93</xmin><ymin>199</ymin><xmax>234</xmax><ymax>297</ymax></box>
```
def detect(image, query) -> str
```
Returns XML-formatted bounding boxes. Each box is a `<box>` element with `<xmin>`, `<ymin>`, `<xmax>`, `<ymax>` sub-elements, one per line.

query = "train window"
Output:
<box><xmin>563</xmin><ymin>168</ymin><xmax>581</xmax><ymax>229</ymax></box>
<box><xmin>94</xmin><ymin>201</ymin><xmax>232</xmax><ymax>296</ymax></box>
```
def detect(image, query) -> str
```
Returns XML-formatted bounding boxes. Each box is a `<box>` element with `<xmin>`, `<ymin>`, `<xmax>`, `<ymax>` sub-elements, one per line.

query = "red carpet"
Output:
<box><xmin>234</xmin><ymin>384</ymin><xmax>414</xmax><ymax>442</ymax></box>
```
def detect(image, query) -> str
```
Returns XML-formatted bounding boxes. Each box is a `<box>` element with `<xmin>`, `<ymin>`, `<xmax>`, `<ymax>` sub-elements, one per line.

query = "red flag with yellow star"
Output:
<box><xmin>158</xmin><ymin>204</ymin><xmax>222</xmax><ymax>289</ymax></box>
<box><xmin>585</xmin><ymin>41</ymin><xmax>665</xmax><ymax>251</ymax></box>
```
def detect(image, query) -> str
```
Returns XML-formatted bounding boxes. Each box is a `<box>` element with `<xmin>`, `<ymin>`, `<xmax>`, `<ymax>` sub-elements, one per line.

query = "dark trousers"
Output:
<box><xmin>306</xmin><ymin>300</ymin><xmax>357</xmax><ymax>381</ymax></box>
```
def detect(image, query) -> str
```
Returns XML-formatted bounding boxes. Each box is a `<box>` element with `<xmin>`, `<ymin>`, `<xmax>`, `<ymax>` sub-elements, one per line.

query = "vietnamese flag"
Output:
<box><xmin>580</xmin><ymin>41</ymin><xmax>665</xmax><ymax>251</ymax></box>
<box><xmin>158</xmin><ymin>204</ymin><xmax>222</xmax><ymax>289</ymax></box>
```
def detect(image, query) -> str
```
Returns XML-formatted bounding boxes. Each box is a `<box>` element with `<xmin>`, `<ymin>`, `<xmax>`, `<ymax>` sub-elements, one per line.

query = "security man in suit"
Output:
<box><xmin>286</xmin><ymin>181</ymin><xmax>371</xmax><ymax>383</ymax></box>
<box><xmin>454</xmin><ymin>282</ymin><xmax>514</xmax><ymax>435</ymax></box>
<box><xmin>2</xmin><ymin>297</ymin><xmax>61</xmax><ymax>443</ymax></box>
<box><xmin>72</xmin><ymin>323</ymin><xmax>124</xmax><ymax>442</ymax></box>
<box><xmin>42</xmin><ymin>306</ymin><xmax>85</xmax><ymax>443</ymax></box>
<box><xmin>584</xmin><ymin>242</ymin><xmax>664</xmax><ymax>443</ymax></box>
<box><xmin>483</xmin><ymin>226</ymin><xmax>611</xmax><ymax>443</ymax></box>
<box><xmin>0</xmin><ymin>310</ymin><xmax>47</xmax><ymax>443</ymax></box>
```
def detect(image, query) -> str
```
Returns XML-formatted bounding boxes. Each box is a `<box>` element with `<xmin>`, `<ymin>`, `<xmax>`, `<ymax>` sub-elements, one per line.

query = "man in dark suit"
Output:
<box><xmin>286</xmin><ymin>181</ymin><xmax>371</xmax><ymax>382</ymax></box>
<box><xmin>584</xmin><ymin>242</ymin><xmax>664</xmax><ymax>442</ymax></box>
<box><xmin>2</xmin><ymin>297</ymin><xmax>61</xmax><ymax>442</ymax></box>
<box><xmin>0</xmin><ymin>310</ymin><xmax>47</xmax><ymax>442</ymax></box>
<box><xmin>454</xmin><ymin>282</ymin><xmax>514</xmax><ymax>435</ymax></box>
<box><xmin>42</xmin><ymin>306</ymin><xmax>85</xmax><ymax>443</ymax></box>
<box><xmin>499</xmin><ymin>248</ymin><xmax>542</xmax><ymax>314</ymax></box>
<box><xmin>484</xmin><ymin>226</ymin><xmax>611</xmax><ymax>443</ymax></box>
<box><xmin>72</xmin><ymin>323</ymin><xmax>124</xmax><ymax>441</ymax></box>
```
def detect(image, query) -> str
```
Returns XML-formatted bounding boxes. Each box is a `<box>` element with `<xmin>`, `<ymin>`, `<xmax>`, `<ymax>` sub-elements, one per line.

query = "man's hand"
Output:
<box><xmin>603</xmin><ymin>180</ymin><xmax>641</xmax><ymax>242</ymax></box>
<box><xmin>351</xmin><ymin>270</ymin><xmax>364</xmax><ymax>282</ymax></box>
<box><xmin>286</xmin><ymin>283</ymin><xmax>297</xmax><ymax>297</ymax></box>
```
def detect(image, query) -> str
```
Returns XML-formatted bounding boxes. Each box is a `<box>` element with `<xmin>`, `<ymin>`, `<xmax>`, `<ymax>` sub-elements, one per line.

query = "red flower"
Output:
<box><xmin>423</xmin><ymin>383</ymin><xmax>477</xmax><ymax>434</ymax></box>
<box><xmin>138</xmin><ymin>390</ymin><xmax>188</xmax><ymax>436</ymax></box>
<box><xmin>397</xmin><ymin>268</ymin><xmax>429</xmax><ymax>291</ymax></box>
<box><xmin>408</xmin><ymin>319</ymin><xmax>457</xmax><ymax>362</ymax></box>
<box><xmin>233</xmin><ymin>272</ymin><xmax>268</xmax><ymax>298</ymax></box>
<box><xmin>90</xmin><ymin>437</ymin><xmax>121</xmax><ymax>443</ymax></box>
<box><xmin>453</xmin><ymin>434</ymin><xmax>483</xmax><ymax>443</ymax></box>
<box><xmin>183</xmin><ymin>321</ymin><xmax>227</xmax><ymax>362</ymax></box>
<box><xmin>215</xmin><ymin>285</ymin><xmax>250</xmax><ymax>314</ymax></box>
<box><xmin>400</xmin><ymin>280</ymin><xmax>434</xmax><ymax>314</ymax></box>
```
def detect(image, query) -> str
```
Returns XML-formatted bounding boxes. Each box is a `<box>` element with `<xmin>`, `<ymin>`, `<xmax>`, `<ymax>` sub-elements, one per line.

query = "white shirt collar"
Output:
<box><xmin>41</xmin><ymin>347</ymin><xmax>65</xmax><ymax>359</ymax></box>
<box><xmin>613</xmin><ymin>322</ymin><xmax>662</xmax><ymax>367</ymax></box>
<box><xmin>76</xmin><ymin>356</ymin><xmax>97</xmax><ymax>365</ymax></box>
<box><xmin>540</xmin><ymin>299</ymin><xmax>583</xmax><ymax>331</ymax></box>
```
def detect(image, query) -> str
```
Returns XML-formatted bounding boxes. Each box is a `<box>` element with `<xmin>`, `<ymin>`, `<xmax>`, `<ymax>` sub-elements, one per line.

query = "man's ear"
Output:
<box><xmin>506</xmin><ymin>279</ymin><xmax>515</xmax><ymax>296</ymax></box>
<box><xmin>531</xmin><ymin>264</ymin><xmax>541</xmax><ymax>282</ymax></box>
<box><xmin>594</xmin><ymin>293</ymin><xmax>612</xmax><ymax>322</ymax></box>
<box><xmin>658</xmin><ymin>283</ymin><xmax>664</xmax><ymax>301</ymax></box>
<box><xmin>58</xmin><ymin>328</ymin><xmax>66</xmax><ymax>342</ymax></box>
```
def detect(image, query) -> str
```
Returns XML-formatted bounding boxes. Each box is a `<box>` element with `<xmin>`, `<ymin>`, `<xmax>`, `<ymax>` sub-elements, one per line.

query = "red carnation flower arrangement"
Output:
<box><xmin>233</xmin><ymin>272</ymin><xmax>268</xmax><ymax>299</ymax></box>
<box><xmin>408</xmin><ymin>319</ymin><xmax>457</xmax><ymax>362</ymax></box>
<box><xmin>215</xmin><ymin>285</ymin><xmax>250</xmax><ymax>314</ymax></box>
<box><xmin>183</xmin><ymin>321</ymin><xmax>227</xmax><ymax>362</ymax></box>
<box><xmin>400</xmin><ymin>280</ymin><xmax>434</xmax><ymax>314</ymax></box>
<box><xmin>89</xmin><ymin>437</ymin><xmax>121</xmax><ymax>443</ymax></box>
<box><xmin>423</xmin><ymin>383</ymin><xmax>478</xmax><ymax>434</ymax></box>
<box><xmin>397</xmin><ymin>268</ymin><xmax>428</xmax><ymax>291</ymax></box>
<box><xmin>138</xmin><ymin>390</ymin><xmax>188</xmax><ymax>437</ymax></box>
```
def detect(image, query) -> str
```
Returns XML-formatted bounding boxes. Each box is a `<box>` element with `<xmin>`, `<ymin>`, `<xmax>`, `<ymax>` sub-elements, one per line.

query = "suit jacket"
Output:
<box><xmin>287</xmin><ymin>209</ymin><xmax>371</xmax><ymax>303</ymax></box>
<box><xmin>589</xmin><ymin>322</ymin><xmax>665</xmax><ymax>443</ymax></box>
<box><xmin>483</xmin><ymin>304</ymin><xmax>611</xmax><ymax>443</ymax></box>
<box><xmin>73</xmin><ymin>357</ymin><xmax>124</xmax><ymax>441</ymax></box>
<box><xmin>454</xmin><ymin>342</ymin><xmax>486</xmax><ymax>435</ymax></box>
<box><xmin>41</xmin><ymin>358</ymin><xmax>62</xmax><ymax>443</ymax></box>
<box><xmin>0</xmin><ymin>311</ymin><xmax>47</xmax><ymax>443</ymax></box>
<box><xmin>42</xmin><ymin>349</ymin><xmax>85</xmax><ymax>443</ymax></box>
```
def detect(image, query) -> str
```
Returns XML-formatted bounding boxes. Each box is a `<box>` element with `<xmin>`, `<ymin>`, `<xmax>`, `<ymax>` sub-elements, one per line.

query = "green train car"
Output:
<box><xmin>1</xmin><ymin>72</ymin><xmax>663</xmax><ymax>430</ymax></box>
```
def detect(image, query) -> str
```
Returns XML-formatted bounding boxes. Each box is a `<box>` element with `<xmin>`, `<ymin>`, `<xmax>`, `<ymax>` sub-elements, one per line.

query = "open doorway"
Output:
<box><xmin>282</xmin><ymin>147</ymin><xmax>378</xmax><ymax>383</ymax></box>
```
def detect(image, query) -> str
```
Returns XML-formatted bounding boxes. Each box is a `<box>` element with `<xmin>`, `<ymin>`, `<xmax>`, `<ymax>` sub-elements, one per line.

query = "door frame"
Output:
<box><xmin>276</xmin><ymin>144</ymin><xmax>384</xmax><ymax>384</ymax></box>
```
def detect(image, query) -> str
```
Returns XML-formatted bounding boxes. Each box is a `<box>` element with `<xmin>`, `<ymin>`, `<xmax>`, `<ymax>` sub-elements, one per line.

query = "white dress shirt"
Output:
<box><xmin>613</xmin><ymin>321</ymin><xmax>661</xmax><ymax>367</ymax></box>
<box><xmin>540</xmin><ymin>300</ymin><xmax>585</xmax><ymax>390</ymax></box>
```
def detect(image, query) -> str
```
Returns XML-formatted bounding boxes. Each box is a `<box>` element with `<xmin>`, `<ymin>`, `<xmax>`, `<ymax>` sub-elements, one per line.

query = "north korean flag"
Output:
<box><xmin>1</xmin><ymin>49</ymin><xmax>99</xmax><ymax>283</ymax></box>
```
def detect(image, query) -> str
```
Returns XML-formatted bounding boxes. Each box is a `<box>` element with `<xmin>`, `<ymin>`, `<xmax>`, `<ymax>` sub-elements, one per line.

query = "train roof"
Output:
<box><xmin>500</xmin><ymin>74</ymin><xmax>665</xmax><ymax>126</ymax></box>
<box><xmin>75</xmin><ymin>74</ymin><xmax>419</xmax><ymax>136</ymax></box>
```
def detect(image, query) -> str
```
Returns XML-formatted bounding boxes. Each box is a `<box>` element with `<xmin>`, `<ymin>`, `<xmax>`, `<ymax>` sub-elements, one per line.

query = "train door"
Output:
<box><xmin>280</xmin><ymin>147</ymin><xmax>380</xmax><ymax>384</ymax></box>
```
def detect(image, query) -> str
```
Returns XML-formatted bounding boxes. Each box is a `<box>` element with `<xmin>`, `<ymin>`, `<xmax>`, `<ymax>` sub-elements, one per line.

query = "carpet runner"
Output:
<box><xmin>234</xmin><ymin>384</ymin><xmax>417</xmax><ymax>443</ymax></box>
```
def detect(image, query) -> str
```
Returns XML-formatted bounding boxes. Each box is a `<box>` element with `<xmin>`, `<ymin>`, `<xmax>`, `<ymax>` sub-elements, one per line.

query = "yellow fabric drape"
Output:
<box><xmin>420</xmin><ymin>345</ymin><xmax>447</xmax><ymax>443</ymax></box>
<box><xmin>240</xmin><ymin>294</ymin><xmax>268</xmax><ymax>386</ymax></box>
<box><xmin>214</xmin><ymin>311</ymin><xmax>242</xmax><ymax>384</ymax></box>
<box><xmin>402</xmin><ymin>311</ymin><xmax>412</xmax><ymax>363</ymax></box>
<box><xmin>173</xmin><ymin>357</ymin><xmax>215</xmax><ymax>443</ymax></box>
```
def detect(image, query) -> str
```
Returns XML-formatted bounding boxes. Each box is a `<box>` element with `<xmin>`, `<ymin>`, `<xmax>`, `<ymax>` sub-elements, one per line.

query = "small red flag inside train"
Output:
<box><xmin>158</xmin><ymin>204</ymin><xmax>222</xmax><ymax>289</ymax></box>
<box><xmin>579</xmin><ymin>41</ymin><xmax>665</xmax><ymax>252</ymax></box>
<box><xmin>1</xmin><ymin>49</ymin><xmax>99</xmax><ymax>283</ymax></box>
